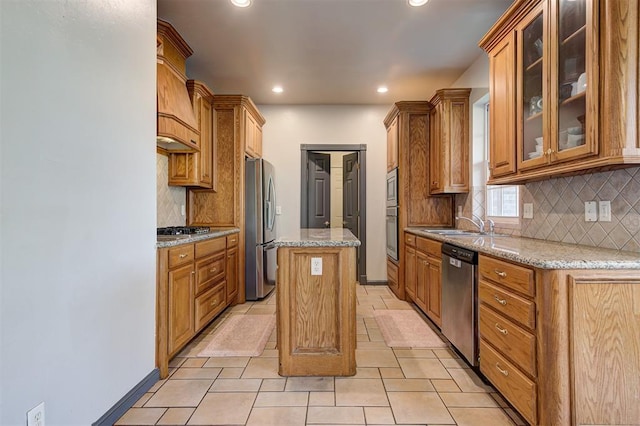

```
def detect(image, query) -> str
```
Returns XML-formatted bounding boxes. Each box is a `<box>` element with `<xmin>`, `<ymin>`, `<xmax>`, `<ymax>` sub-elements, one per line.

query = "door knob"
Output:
<box><xmin>324</xmin><ymin>221</ymin><xmax>330</xmax><ymax>228</ymax></box>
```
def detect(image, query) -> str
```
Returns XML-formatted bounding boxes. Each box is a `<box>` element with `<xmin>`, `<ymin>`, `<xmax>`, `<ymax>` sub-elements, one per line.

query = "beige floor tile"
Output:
<box><xmin>447</xmin><ymin>368</ymin><xmax>494</xmax><ymax>392</ymax></box>
<box><xmin>146</xmin><ymin>380</ymin><xmax>212</xmax><ymax>407</ymax></box>
<box><xmin>383</xmin><ymin>300</ymin><xmax>413</xmax><ymax>309</ymax></box>
<box><xmin>285</xmin><ymin>376</ymin><xmax>334</xmax><ymax>391</ymax></box>
<box><xmin>355</xmin><ymin>341</ymin><xmax>389</xmax><ymax>350</ymax></box>
<box><xmin>169</xmin><ymin>357</ymin><xmax>186</xmax><ymax>368</ymax></box>
<box><xmin>439</xmin><ymin>392</ymin><xmax>499</xmax><ymax>407</ymax></box>
<box><xmin>218</xmin><ymin>367</ymin><xmax>244</xmax><ymax>379</ymax></box>
<box><xmin>393</xmin><ymin>348</ymin><xmax>437</xmax><ymax>358</ymax></box>
<box><xmin>306</xmin><ymin>406</ymin><xmax>365</xmax><ymax>424</ymax></box>
<box><xmin>156</xmin><ymin>407</ymin><xmax>194</xmax><ymax>425</ymax></box>
<box><xmin>449</xmin><ymin>407</ymin><xmax>515</xmax><ymax>426</ymax></box>
<box><xmin>181</xmin><ymin>358</ymin><xmax>207</xmax><ymax>368</ymax></box>
<box><xmin>209</xmin><ymin>378</ymin><xmax>262</xmax><ymax>392</ymax></box>
<box><xmin>203</xmin><ymin>356</ymin><xmax>250</xmax><ymax>368</ymax></box>
<box><xmin>170</xmin><ymin>367</ymin><xmax>221</xmax><ymax>380</ymax></box>
<box><xmin>432</xmin><ymin>348</ymin><xmax>459</xmax><ymax>359</ymax></box>
<box><xmin>245</xmin><ymin>306</ymin><xmax>276</xmax><ymax>315</ymax></box>
<box><xmin>353</xmin><ymin>367</ymin><xmax>381</xmax><ymax>378</ymax></box>
<box><xmin>491</xmin><ymin>392</ymin><xmax>509</xmax><ymax>408</ymax></box>
<box><xmin>364</xmin><ymin>406</ymin><xmax>396</xmax><ymax>424</ymax></box>
<box><xmin>367</xmin><ymin>329</ymin><xmax>385</xmax><ymax>341</ymax></box>
<box><xmin>398</xmin><ymin>358</ymin><xmax>451</xmax><ymax>379</ymax></box>
<box><xmin>335</xmin><ymin>378</ymin><xmax>389</xmax><ymax>406</ymax></box>
<box><xmin>264</xmin><ymin>340</ymin><xmax>277</xmax><ymax>349</ymax></box>
<box><xmin>148</xmin><ymin>379</ymin><xmax>166</xmax><ymax>393</ymax></box>
<box><xmin>132</xmin><ymin>392</ymin><xmax>153</xmax><ymax>407</ymax></box>
<box><xmin>187</xmin><ymin>392</ymin><xmax>256</xmax><ymax>425</ymax></box>
<box><xmin>115</xmin><ymin>408</ymin><xmax>166</xmax><ymax>425</ymax></box>
<box><xmin>356</xmin><ymin>350</ymin><xmax>399</xmax><ymax>368</ymax></box>
<box><xmin>379</xmin><ymin>367</ymin><xmax>404</xmax><ymax>378</ymax></box>
<box><xmin>259</xmin><ymin>348</ymin><xmax>279</xmax><ymax>357</ymax></box>
<box><xmin>357</xmin><ymin>333</ymin><xmax>370</xmax><ymax>342</ymax></box>
<box><xmin>431</xmin><ymin>379</ymin><xmax>461</xmax><ymax>392</ymax></box>
<box><xmin>254</xmin><ymin>391</ymin><xmax>308</xmax><ymax>406</ymax></box>
<box><xmin>246</xmin><ymin>407</ymin><xmax>307</xmax><ymax>426</ymax></box>
<box><xmin>387</xmin><ymin>392</ymin><xmax>455</xmax><ymax>424</ymax></box>
<box><xmin>383</xmin><ymin>378</ymin><xmax>435</xmax><ymax>392</ymax></box>
<box><xmin>440</xmin><ymin>357</ymin><xmax>470</xmax><ymax>368</ymax></box>
<box><xmin>504</xmin><ymin>408</ymin><xmax>527</xmax><ymax>425</ymax></box>
<box><xmin>241</xmin><ymin>356</ymin><xmax>280</xmax><ymax>378</ymax></box>
<box><xmin>309</xmin><ymin>391</ymin><xmax>335</xmax><ymax>406</ymax></box>
<box><xmin>260</xmin><ymin>378</ymin><xmax>286</xmax><ymax>391</ymax></box>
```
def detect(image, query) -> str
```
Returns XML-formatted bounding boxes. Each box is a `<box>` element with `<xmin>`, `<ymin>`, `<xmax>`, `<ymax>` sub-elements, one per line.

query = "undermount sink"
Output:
<box><xmin>424</xmin><ymin>229</ymin><xmax>481</xmax><ymax>236</ymax></box>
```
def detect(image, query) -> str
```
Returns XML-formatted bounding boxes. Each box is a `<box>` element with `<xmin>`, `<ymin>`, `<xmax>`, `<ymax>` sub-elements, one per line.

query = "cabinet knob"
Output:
<box><xmin>179</xmin><ymin>254</ymin><xmax>188</xmax><ymax>259</ymax></box>
<box><xmin>493</xmin><ymin>294</ymin><xmax>507</xmax><ymax>305</ymax></box>
<box><xmin>494</xmin><ymin>269</ymin><xmax>507</xmax><ymax>278</ymax></box>
<box><xmin>191</xmin><ymin>271</ymin><xmax>195</xmax><ymax>275</ymax></box>
<box><xmin>495</xmin><ymin>323</ymin><xmax>508</xmax><ymax>335</ymax></box>
<box><xmin>495</xmin><ymin>362</ymin><xmax>509</xmax><ymax>376</ymax></box>
<box><xmin>210</xmin><ymin>298</ymin><xmax>218</xmax><ymax>307</ymax></box>
<box><xmin>209</xmin><ymin>267</ymin><xmax>217</xmax><ymax>273</ymax></box>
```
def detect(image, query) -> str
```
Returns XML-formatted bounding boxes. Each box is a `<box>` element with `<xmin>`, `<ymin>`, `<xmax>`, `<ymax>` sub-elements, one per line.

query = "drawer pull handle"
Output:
<box><xmin>210</xmin><ymin>299</ymin><xmax>218</xmax><ymax>307</ymax></box>
<box><xmin>495</xmin><ymin>362</ymin><xmax>509</xmax><ymax>376</ymax></box>
<box><xmin>495</xmin><ymin>323</ymin><xmax>508</xmax><ymax>335</ymax></box>
<box><xmin>179</xmin><ymin>254</ymin><xmax>188</xmax><ymax>259</ymax></box>
<box><xmin>494</xmin><ymin>269</ymin><xmax>507</xmax><ymax>278</ymax></box>
<box><xmin>209</xmin><ymin>267</ymin><xmax>217</xmax><ymax>273</ymax></box>
<box><xmin>494</xmin><ymin>295</ymin><xmax>507</xmax><ymax>305</ymax></box>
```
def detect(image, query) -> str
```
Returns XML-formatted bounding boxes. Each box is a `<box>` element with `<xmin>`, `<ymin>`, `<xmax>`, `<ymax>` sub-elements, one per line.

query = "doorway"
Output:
<box><xmin>300</xmin><ymin>144</ymin><xmax>367</xmax><ymax>284</ymax></box>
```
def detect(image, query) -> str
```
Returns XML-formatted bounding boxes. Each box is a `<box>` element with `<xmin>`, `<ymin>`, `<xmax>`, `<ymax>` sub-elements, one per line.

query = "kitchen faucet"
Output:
<box><xmin>455</xmin><ymin>214</ymin><xmax>495</xmax><ymax>234</ymax></box>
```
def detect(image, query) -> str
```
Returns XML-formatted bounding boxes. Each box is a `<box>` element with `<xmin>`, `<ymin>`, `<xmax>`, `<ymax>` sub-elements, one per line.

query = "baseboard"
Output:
<box><xmin>365</xmin><ymin>280</ymin><xmax>388</xmax><ymax>286</ymax></box>
<box><xmin>93</xmin><ymin>368</ymin><xmax>159</xmax><ymax>426</ymax></box>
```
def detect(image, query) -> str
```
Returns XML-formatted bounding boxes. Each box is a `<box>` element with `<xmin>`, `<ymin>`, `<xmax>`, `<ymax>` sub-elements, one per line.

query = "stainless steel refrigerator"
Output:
<box><xmin>245</xmin><ymin>158</ymin><xmax>277</xmax><ymax>300</ymax></box>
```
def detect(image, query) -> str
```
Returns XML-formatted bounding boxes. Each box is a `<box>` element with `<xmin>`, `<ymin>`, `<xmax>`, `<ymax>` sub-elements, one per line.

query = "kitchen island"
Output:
<box><xmin>274</xmin><ymin>228</ymin><xmax>360</xmax><ymax>376</ymax></box>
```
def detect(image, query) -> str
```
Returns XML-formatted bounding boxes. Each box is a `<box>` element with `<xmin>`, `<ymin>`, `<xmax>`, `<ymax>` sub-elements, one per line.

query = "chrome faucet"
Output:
<box><xmin>456</xmin><ymin>213</ymin><xmax>491</xmax><ymax>234</ymax></box>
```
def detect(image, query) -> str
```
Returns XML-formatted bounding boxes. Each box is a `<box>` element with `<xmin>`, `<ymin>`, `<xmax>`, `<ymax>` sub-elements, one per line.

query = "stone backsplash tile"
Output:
<box><xmin>157</xmin><ymin>153</ymin><xmax>185</xmax><ymax>228</ymax></box>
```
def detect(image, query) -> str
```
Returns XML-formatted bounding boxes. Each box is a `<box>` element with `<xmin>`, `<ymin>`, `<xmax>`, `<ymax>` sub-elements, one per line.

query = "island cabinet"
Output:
<box><xmin>428</xmin><ymin>88</ymin><xmax>471</xmax><ymax>194</ymax></box>
<box><xmin>188</xmin><ymin>95</ymin><xmax>265</xmax><ymax>304</ymax></box>
<box><xmin>479</xmin><ymin>0</ymin><xmax>640</xmax><ymax>184</ymax></box>
<box><xmin>168</xmin><ymin>80</ymin><xmax>215</xmax><ymax>188</ymax></box>
<box><xmin>404</xmin><ymin>233</ymin><xmax>442</xmax><ymax>327</ymax></box>
<box><xmin>156</xmin><ymin>232</ymin><xmax>239</xmax><ymax>378</ymax></box>
<box><xmin>478</xmin><ymin>253</ymin><xmax>640</xmax><ymax>425</ymax></box>
<box><xmin>384</xmin><ymin>102</ymin><xmax>454</xmax><ymax>301</ymax></box>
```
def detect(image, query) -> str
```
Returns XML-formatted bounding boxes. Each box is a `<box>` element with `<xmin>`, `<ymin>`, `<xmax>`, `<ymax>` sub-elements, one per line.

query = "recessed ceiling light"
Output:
<box><xmin>377</xmin><ymin>86</ymin><xmax>388</xmax><ymax>94</ymax></box>
<box><xmin>272</xmin><ymin>86</ymin><xmax>284</xmax><ymax>93</ymax></box>
<box><xmin>408</xmin><ymin>0</ymin><xmax>428</xmax><ymax>6</ymax></box>
<box><xmin>231</xmin><ymin>0</ymin><xmax>251</xmax><ymax>7</ymax></box>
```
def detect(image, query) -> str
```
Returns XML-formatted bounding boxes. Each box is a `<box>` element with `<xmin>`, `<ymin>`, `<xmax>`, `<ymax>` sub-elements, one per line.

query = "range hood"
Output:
<box><xmin>157</xmin><ymin>20</ymin><xmax>200</xmax><ymax>152</ymax></box>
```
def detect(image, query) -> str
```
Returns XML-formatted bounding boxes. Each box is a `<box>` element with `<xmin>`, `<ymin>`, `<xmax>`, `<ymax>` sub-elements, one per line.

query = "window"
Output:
<box><xmin>484</xmin><ymin>103</ymin><xmax>520</xmax><ymax>221</ymax></box>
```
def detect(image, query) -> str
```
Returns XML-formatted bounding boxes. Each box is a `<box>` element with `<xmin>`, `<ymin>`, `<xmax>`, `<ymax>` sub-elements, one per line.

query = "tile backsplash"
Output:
<box><xmin>456</xmin><ymin>167</ymin><xmax>640</xmax><ymax>252</ymax></box>
<box><xmin>157</xmin><ymin>153</ymin><xmax>186</xmax><ymax>227</ymax></box>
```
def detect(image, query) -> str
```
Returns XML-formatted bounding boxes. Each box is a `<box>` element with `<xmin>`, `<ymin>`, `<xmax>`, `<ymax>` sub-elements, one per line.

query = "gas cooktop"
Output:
<box><xmin>157</xmin><ymin>226</ymin><xmax>211</xmax><ymax>240</ymax></box>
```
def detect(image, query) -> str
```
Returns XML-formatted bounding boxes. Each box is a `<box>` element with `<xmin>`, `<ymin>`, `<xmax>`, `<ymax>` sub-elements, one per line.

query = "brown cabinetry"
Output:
<box><xmin>225</xmin><ymin>234</ymin><xmax>239</xmax><ymax>303</ymax></box>
<box><xmin>404</xmin><ymin>233</ymin><xmax>442</xmax><ymax>327</ymax></box>
<box><xmin>384</xmin><ymin>102</ymin><xmax>453</xmax><ymax>300</ymax></box>
<box><xmin>386</xmin><ymin>115</ymin><xmax>398</xmax><ymax>171</ymax></box>
<box><xmin>168</xmin><ymin>80</ymin><xmax>215</xmax><ymax>188</ymax></box>
<box><xmin>428</xmin><ymin>88</ymin><xmax>471</xmax><ymax>194</ymax></box>
<box><xmin>157</xmin><ymin>233</ymin><xmax>239</xmax><ymax>378</ymax></box>
<box><xmin>244</xmin><ymin>108</ymin><xmax>263</xmax><ymax>159</ymax></box>
<box><xmin>480</xmin><ymin>0</ymin><xmax>640</xmax><ymax>184</ymax></box>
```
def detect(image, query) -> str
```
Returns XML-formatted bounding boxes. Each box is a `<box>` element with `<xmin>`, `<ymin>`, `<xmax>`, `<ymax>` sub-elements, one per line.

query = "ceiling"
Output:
<box><xmin>158</xmin><ymin>0</ymin><xmax>513</xmax><ymax>105</ymax></box>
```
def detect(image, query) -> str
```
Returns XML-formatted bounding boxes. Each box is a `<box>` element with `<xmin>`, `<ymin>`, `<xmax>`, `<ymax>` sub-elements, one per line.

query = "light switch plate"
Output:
<box><xmin>599</xmin><ymin>200</ymin><xmax>611</xmax><ymax>222</ymax></box>
<box><xmin>585</xmin><ymin>201</ymin><xmax>597</xmax><ymax>222</ymax></box>
<box><xmin>275</xmin><ymin>206</ymin><xmax>282</xmax><ymax>215</ymax></box>
<box><xmin>523</xmin><ymin>203</ymin><xmax>534</xmax><ymax>219</ymax></box>
<box><xmin>311</xmin><ymin>257</ymin><xmax>322</xmax><ymax>275</ymax></box>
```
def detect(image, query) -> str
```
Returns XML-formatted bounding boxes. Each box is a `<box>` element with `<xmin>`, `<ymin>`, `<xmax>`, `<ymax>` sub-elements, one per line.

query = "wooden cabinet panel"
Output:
<box><xmin>415</xmin><ymin>251</ymin><xmax>428</xmax><ymax>313</ymax></box>
<box><xmin>416</xmin><ymin>236</ymin><xmax>441</xmax><ymax>258</ymax></box>
<box><xmin>168</xmin><ymin>244</ymin><xmax>194</xmax><ymax>269</ymax></box>
<box><xmin>244</xmin><ymin>108</ymin><xmax>262</xmax><ymax>158</ymax></box>
<box><xmin>194</xmin><ymin>252</ymin><xmax>225</xmax><ymax>295</ymax></box>
<box><xmin>404</xmin><ymin>245</ymin><xmax>416</xmax><ymax>300</ymax></box>
<box><xmin>480</xmin><ymin>340</ymin><xmax>537</xmax><ymax>425</ymax></box>
<box><xmin>387</xmin><ymin>258</ymin><xmax>399</xmax><ymax>296</ymax></box>
<box><xmin>195</xmin><ymin>283</ymin><xmax>226</xmax><ymax>331</ymax></box>
<box><xmin>168</xmin><ymin>263</ymin><xmax>195</xmax><ymax>355</ymax></box>
<box><xmin>195</xmin><ymin>236</ymin><xmax>226</xmax><ymax>258</ymax></box>
<box><xmin>226</xmin><ymin>234</ymin><xmax>239</xmax><ymax>248</ymax></box>
<box><xmin>479</xmin><ymin>280</ymin><xmax>535</xmax><ymax>330</ymax></box>
<box><xmin>426</xmin><ymin>255</ymin><xmax>442</xmax><ymax>327</ymax></box>
<box><xmin>479</xmin><ymin>256</ymin><xmax>534</xmax><ymax>297</ymax></box>
<box><xmin>386</xmin><ymin>116</ymin><xmax>398</xmax><ymax>171</ymax></box>
<box><xmin>225</xmin><ymin>246</ymin><xmax>238</xmax><ymax>303</ymax></box>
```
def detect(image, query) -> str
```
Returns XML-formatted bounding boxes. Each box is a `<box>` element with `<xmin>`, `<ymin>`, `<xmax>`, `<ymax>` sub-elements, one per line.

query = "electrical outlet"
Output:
<box><xmin>27</xmin><ymin>402</ymin><xmax>45</xmax><ymax>426</ymax></box>
<box><xmin>275</xmin><ymin>206</ymin><xmax>282</xmax><ymax>215</ymax></box>
<box><xmin>523</xmin><ymin>203</ymin><xmax>534</xmax><ymax>219</ymax></box>
<box><xmin>585</xmin><ymin>201</ymin><xmax>597</xmax><ymax>222</ymax></box>
<box><xmin>311</xmin><ymin>257</ymin><xmax>322</xmax><ymax>276</ymax></box>
<box><xmin>599</xmin><ymin>200</ymin><xmax>611</xmax><ymax>222</ymax></box>
<box><xmin>180</xmin><ymin>204</ymin><xmax>186</xmax><ymax>216</ymax></box>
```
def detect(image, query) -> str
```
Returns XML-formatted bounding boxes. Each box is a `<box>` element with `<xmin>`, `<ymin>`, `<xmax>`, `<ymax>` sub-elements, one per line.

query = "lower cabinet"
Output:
<box><xmin>157</xmin><ymin>233</ymin><xmax>239</xmax><ymax>378</ymax></box>
<box><xmin>404</xmin><ymin>232</ymin><xmax>442</xmax><ymax>327</ymax></box>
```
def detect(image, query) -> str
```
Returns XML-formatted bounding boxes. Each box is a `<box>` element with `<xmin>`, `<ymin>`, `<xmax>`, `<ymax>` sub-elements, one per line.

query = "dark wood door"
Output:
<box><xmin>342</xmin><ymin>152</ymin><xmax>359</xmax><ymax>236</ymax></box>
<box><xmin>307</xmin><ymin>152</ymin><xmax>331</xmax><ymax>228</ymax></box>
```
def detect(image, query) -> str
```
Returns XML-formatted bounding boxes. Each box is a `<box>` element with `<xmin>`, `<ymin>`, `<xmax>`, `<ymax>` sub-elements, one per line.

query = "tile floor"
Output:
<box><xmin>116</xmin><ymin>285</ymin><xmax>526</xmax><ymax>425</ymax></box>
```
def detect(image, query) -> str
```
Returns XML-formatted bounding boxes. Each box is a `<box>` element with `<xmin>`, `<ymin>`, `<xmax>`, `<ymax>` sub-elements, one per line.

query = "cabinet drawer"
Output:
<box><xmin>479</xmin><ymin>280</ymin><xmax>535</xmax><ymax>330</ymax></box>
<box><xmin>479</xmin><ymin>255</ymin><xmax>534</xmax><ymax>297</ymax></box>
<box><xmin>195</xmin><ymin>252</ymin><xmax>226</xmax><ymax>295</ymax></box>
<box><xmin>226</xmin><ymin>233</ymin><xmax>239</xmax><ymax>248</ymax></box>
<box><xmin>168</xmin><ymin>244</ymin><xmax>194</xmax><ymax>269</ymax></box>
<box><xmin>480</xmin><ymin>305</ymin><xmax>536</xmax><ymax>377</ymax></box>
<box><xmin>195</xmin><ymin>283</ymin><xmax>226</xmax><ymax>331</ymax></box>
<box><xmin>416</xmin><ymin>237</ymin><xmax>441</xmax><ymax>257</ymax></box>
<box><xmin>387</xmin><ymin>259</ymin><xmax>398</xmax><ymax>283</ymax></box>
<box><xmin>405</xmin><ymin>233</ymin><xmax>416</xmax><ymax>246</ymax></box>
<box><xmin>480</xmin><ymin>340</ymin><xmax>536</xmax><ymax>425</ymax></box>
<box><xmin>195</xmin><ymin>237</ymin><xmax>226</xmax><ymax>259</ymax></box>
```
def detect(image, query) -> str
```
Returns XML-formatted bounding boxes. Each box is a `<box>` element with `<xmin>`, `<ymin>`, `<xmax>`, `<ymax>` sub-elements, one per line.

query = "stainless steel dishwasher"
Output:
<box><xmin>441</xmin><ymin>243</ymin><xmax>479</xmax><ymax>366</ymax></box>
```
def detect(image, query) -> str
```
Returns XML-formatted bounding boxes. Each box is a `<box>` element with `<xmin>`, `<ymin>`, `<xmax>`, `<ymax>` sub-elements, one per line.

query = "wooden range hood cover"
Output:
<box><xmin>157</xmin><ymin>19</ymin><xmax>200</xmax><ymax>152</ymax></box>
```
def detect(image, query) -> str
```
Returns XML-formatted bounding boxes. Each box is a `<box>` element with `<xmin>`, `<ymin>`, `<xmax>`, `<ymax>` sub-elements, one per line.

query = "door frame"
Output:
<box><xmin>300</xmin><ymin>144</ymin><xmax>367</xmax><ymax>284</ymax></box>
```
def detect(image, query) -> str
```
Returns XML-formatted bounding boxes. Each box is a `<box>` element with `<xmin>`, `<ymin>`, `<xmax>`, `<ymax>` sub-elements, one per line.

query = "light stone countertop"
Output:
<box><xmin>156</xmin><ymin>227</ymin><xmax>240</xmax><ymax>249</ymax></box>
<box><xmin>274</xmin><ymin>228</ymin><xmax>361</xmax><ymax>247</ymax></box>
<box><xmin>406</xmin><ymin>227</ymin><xmax>640</xmax><ymax>270</ymax></box>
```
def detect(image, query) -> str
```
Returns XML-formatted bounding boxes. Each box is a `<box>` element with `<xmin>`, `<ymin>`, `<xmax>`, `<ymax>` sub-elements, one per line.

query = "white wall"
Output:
<box><xmin>259</xmin><ymin>105</ymin><xmax>389</xmax><ymax>281</ymax></box>
<box><xmin>0</xmin><ymin>1</ymin><xmax>157</xmax><ymax>424</ymax></box>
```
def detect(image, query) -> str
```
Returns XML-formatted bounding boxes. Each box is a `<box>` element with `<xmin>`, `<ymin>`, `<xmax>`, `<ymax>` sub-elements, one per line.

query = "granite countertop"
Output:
<box><xmin>274</xmin><ymin>228</ymin><xmax>361</xmax><ymax>248</ymax></box>
<box><xmin>156</xmin><ymin>227</ymin><xmax>240</xmax><ymax>249</ymax></box>
<box><xmin>406</xmin><ymin>227</ymin><xmax>640</xmax><ymax>270</ymax></box>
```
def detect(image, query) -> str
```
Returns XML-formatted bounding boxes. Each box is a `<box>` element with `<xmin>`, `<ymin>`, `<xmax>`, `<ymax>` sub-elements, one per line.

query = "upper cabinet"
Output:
<box><xmin>168</xmin><ymin>80</ymin><xmax>216</xmax><ymax>189</ymax></box>
<box><xmin>244</xmin><ymin>107</ymin><xmax>264</xmax><ymax>159</ymax></box>
<box><xmin>386</xmin><ymin>116</ymin><xmax>399</xmax><ymax>171</ymax></box>
<box><xmin>429</xmin><ymin>88</ymin><xmax>471</xmax><ymax>194</ymax></box>
<box><xmin>480</xmin><ymin>0</ymin><xmax>640</xmax><ymax>184</ymax></box>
